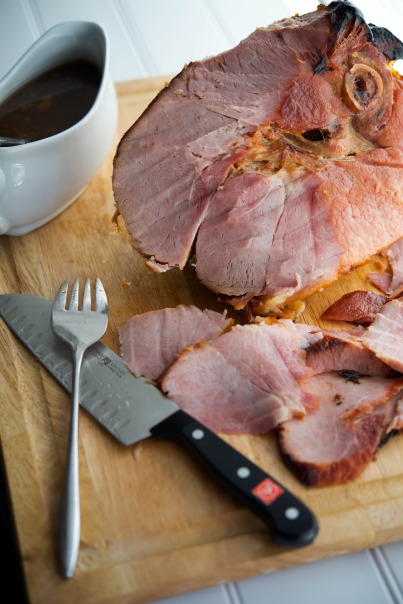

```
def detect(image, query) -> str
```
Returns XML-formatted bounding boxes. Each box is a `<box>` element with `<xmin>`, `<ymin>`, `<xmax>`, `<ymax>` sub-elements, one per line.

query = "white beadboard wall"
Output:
<box><xmin>1</xmin><ymin>1</ymin><xmax>403</xmax><ymax>603</ymax></box>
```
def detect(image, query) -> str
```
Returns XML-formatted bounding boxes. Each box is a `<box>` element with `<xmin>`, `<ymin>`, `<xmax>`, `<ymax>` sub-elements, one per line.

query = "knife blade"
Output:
<box><xmin>0</xmin><ymin>293</ymin><xmax>318</xmax><ymax>548</ymax></box>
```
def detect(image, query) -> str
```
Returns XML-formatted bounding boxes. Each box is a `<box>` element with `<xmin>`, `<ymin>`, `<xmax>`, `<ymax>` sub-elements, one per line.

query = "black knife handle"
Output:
<box><xmin>151</xmin><ymin>409</ymin><xmax>318</xmax><ymax>548</ymax></box>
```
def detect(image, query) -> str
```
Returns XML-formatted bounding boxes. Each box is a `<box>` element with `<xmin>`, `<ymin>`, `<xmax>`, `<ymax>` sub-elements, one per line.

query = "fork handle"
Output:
<box><xmin>58</xmin><ymin>347</ymin><xmax>84</xmax><ymax>578</ymax></box>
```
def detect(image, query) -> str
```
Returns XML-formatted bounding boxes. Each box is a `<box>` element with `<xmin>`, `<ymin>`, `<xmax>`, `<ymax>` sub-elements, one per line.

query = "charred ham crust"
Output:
<box><xmin>325</xmin><ymin>0</ymin><xmax>403</xmax><ymax>61</ymax></box>
<box><xmin>305</xmin><ymin>334</ymin><xmax>344</xmax><ymax>354</ymax></box>
<box><xmin>325</xmin><ymin>1</ymin><xmax>369</xmax><ymax>52</ymax></box>
<box><xmin>369</xmin><ymin>25</ymin><xmax>403</xmax><ymax>60</ymax></box>
<box><xmin>313</xmin><ymin>53</ymin><xmax>331</xmax><ymax>75</ymax></box>
<box><xmin>337</xmin><ymin>369</ymin><xmax>362</xmax><ymax>383</ymax></box>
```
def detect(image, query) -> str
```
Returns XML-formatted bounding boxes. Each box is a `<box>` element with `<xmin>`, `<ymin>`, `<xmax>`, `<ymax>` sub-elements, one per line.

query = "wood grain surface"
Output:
<box><xmin>1</xmin><ymin>78</ymin><xmax>403</xmax><ymax>604</ymax></box>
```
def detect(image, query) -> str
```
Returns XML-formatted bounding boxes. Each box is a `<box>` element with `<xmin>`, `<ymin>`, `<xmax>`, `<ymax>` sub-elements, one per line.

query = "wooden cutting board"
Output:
<box><xmin>1</xmin><ymin>77</ymin><xmax>403</xmax><ymax>604</ymax></box>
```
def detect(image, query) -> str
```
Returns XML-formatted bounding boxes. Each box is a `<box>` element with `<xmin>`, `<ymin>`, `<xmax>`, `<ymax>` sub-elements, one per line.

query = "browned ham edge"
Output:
<box><xmin>321</xmin><ymin>290</ymin><xmax>388</xmax><ymax>325</ymax></box>
<box><xmin>304</xmin><ymin>330</ymin><xmax>392</xmax><ymax>377</ymax></box>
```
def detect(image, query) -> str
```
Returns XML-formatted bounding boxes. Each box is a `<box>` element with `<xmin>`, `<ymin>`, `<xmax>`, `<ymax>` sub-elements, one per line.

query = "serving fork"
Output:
<box><xmin>51</xmin><ymin>278</ymin><xmax>108</xmax><ymax>578</ymax></box>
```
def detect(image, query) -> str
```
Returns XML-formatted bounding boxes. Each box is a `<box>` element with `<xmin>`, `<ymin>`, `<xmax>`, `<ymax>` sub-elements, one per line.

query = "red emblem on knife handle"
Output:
<box><xmin>252</xmin><ymin>478</ymin><xmax>284</xmax><ymax>505</ymax></box>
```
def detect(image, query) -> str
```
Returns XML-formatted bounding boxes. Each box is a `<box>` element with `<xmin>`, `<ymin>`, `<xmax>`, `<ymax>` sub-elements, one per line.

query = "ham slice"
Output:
<box><xmin>277</xmin><ymin>373</ymin><xmax>403</xmax><ymax>486</ymax></box>
<box><xmin>368</xmin><ymin>238</ymin><xmax>403</xmax><ymax>297</ymax></box>
<box><xmin>321</xmin><ymin>290</ymin><xmax>387</xmax><ymax>325</ymax></box>
<box><xmin>161</xmin><ymin>321</ymin><xmax>317</xmax><ymax>434</ymax></box>
<box><xmin>304</xmin><ymin>330</ymin><xmax>392</xmax><ymax>377</ymax></box>
<box><xmin>360</xmin><ymin>299</ymin><xmax>403</xmax><ymax>372</ymax></box>
<box><xmin>118</xmin><ymin>305</ymin><xmax>232</xmax><ymax>381</ymax></box>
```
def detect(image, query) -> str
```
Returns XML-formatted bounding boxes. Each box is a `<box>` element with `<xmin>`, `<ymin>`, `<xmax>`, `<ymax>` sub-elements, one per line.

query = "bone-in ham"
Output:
<box><xmin>115</xmin><ymin>2</ymin><xmax>403</xmax><ymax>487</ymax></box>
<box><xmin>113</xmin><ymin>1</ymin><xmax>403</xmax><ymax>315</ymax></box>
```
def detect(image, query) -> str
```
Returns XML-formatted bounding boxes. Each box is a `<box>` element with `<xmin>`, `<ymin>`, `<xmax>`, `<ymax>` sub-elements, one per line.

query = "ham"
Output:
<box><xmin>368</xmin><ymin>238</ymin><xmax>403</xmax><ymax>297</ymax></box>
<box><xmin>119</xmin><ymin>300</ymin><xmax>403</xmax><ymax>486</ymax></box>
<box><xmin>118</xmin><ymin>305</ymin><xmax>232</xmax><ymax>381</ymax></box>
<box><xmin>113</xmin><ymin>2</ymin><xmax>403</xmax><ymax>314</ymax></box>
<box><xmin>321</xmin><ymin>290</ymin><xmax>388</xmax><ymax>325</ymax></box>
<box><xmin>277</xmin><ymin>373</ymin><xmax>403</xmax><ymax>486</ymax></box>
<box><xmin>161</xmin><ymin>322</ymin><xmax>317</xmax><ymax>434</ymax></box>
<box><xmin>388</xmin><ymin>394</ymin><xmax>403</xmax><ymax>432</ymax></box>
<box><xmin>304</xmin><ymin>330</ymin><xmax>392</xmax><ymax>377</ymax></box>
<box><xmin>360</xmin><ymin>299</ymin><xmax>403</xmax><ymax>372</ymax></box>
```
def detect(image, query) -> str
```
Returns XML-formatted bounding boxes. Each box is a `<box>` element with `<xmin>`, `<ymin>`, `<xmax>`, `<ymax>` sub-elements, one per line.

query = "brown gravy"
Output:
<box><xmin>0</xmin><ymin>60</ymin><xmax>102</xmax><ymax>142</ymax></box>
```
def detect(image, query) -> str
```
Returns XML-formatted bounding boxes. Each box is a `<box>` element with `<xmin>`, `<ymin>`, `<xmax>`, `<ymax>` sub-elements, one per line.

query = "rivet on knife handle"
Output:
<box><xmin>151</xmin><ymin>409</ymin><xmax>319</xmax><ymax>547</ymax></box>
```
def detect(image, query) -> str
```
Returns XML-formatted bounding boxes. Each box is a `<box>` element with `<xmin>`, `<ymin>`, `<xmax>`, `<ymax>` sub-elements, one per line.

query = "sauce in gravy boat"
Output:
<box><xmin>0</xmin><ymin>21</ymin><xmax>118</xmax><ymax>235</ymax></box>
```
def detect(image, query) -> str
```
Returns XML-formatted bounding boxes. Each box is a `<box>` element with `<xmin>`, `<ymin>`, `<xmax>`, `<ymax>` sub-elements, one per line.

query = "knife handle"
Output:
<box><xmin>151</xmin><ymin>409</ymin><xmax>318</xmax><ymax>548</ymax></box>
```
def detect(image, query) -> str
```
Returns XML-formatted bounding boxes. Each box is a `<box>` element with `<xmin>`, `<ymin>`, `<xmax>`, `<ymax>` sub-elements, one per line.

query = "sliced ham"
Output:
<box><xmin>112</xmin><ymin>2</ymin><xmax>403</xmax><ymax>314</ymax></box>
<box><xmin>161</xmin><ymin>321</ymin><xmax>317</xmax><ymax>434</ymax></box>
<box><xmin>387</xmin><ymin>393</ymin><xmax>403</xmax><ymax>432</ymax></box>
<box><xmin>119</xmin><ymin>305</ymin><xmax>232</xmax><ymax>381</ymax></box>
<box><xmin>304</xmin><ymin>330</ymin><xmax>392</xmax><ymax>377</ymax></box>
<box><xmin>360</xmin><ymin>299</ymin><xmax>403</xmax><ymax>372</ymax></box>
<box><xmin>369</xmin><ymin>272</ymin><xmax>395</xmax><ymax>295</ymax></box>
<box><xmin>368</xmin><ymin>237</ymin><xmax>403</xmax><ymax>297</ymax></box>
<box><xmin>277</xmin><ymin>373</ymin><xmax>403</xmax><ymax>486</ymax></box>
<box><xmin>119</xmin><ymin>296</ymin><xmax>403</xmax><ymax>486</ymax></box>
<box><xmin>321</xmin><ymin>290</ymin><xmax>387</xmax><ymax>325</ymax></box>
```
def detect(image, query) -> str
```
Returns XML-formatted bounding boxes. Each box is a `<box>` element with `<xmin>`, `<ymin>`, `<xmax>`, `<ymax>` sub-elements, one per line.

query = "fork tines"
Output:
<box><xmin>53</xmin><ymin>278</ymin><xmax>107</xmax><ymax>312</ymax></box>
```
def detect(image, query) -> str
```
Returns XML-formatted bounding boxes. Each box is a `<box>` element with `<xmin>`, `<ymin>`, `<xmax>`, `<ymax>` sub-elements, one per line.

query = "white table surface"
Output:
<box><xmin>1</xmin><ymin>1</ymin><xmax>403</xmax><ymax>602</ymax></box>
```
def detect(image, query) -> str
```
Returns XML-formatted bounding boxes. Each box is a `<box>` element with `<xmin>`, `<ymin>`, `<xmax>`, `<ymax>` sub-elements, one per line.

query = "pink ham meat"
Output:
<box><xmin>118</xmin><ymin>305</ymin><xmax>232</xmax><ymax>381</ymax></box>
<box><xmin>360</xmin><ymin>299</ymin><xmax>403</xmax><ymax>372</ymax></box>
<box><xmin>368</xmin><ymin>238</ymin><xmax>403</xmax><ymax>297</ymax></box>
<box><xmin>113</xmin><ymin>2</ymin><xmax>403</xmax><ymax>314</ymax></box>
<box><xmin>304</xmin><ymin>329</ymin><xmax>392</xmax><ymax>377</ymax></box>
<box><xmin>119</xmin><ymin>301</ymin><xmax>403</xmax><ymax>485</ymax></box>
<box><xmin>388</xmin><ymin>394</ymin><xmax>403</xmax><ymax>432</ymax></box>
<box><xmin>278</xmin><ymin>373</ymin><xmax>403</xmax><ymax>486</ymax></box>
<box><xmin>161</xmin><ymin>321</ymin><xmax>317</xmax><ymax>434</ymax></box>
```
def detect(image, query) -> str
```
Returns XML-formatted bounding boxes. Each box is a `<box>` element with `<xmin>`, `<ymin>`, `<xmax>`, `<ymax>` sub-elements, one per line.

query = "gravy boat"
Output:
<box><xmin>0</xmin><ymin>21</ymin><xmax>118</xmax><ymax>235</ymax></box>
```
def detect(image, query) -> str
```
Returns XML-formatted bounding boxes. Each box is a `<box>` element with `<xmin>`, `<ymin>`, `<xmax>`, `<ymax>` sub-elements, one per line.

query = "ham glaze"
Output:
<box><xmin>113</xmin><ymin>1</ymin><xmax>403</xmax><ymax>314</ymax></box>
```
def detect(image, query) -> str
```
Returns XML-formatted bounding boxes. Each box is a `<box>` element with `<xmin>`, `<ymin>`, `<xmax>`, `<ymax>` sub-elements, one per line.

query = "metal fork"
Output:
<box><xmin>51</xmin><ymin>278</ymin><xmax>108</xmax><ymax>578</ymax></box>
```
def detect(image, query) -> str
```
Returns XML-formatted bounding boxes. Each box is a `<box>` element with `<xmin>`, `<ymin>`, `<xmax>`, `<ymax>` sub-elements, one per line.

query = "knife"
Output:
<box><xmin>0</xmin><ymin>293</ymin><xmax>318</xmax><ymax>548</ymax></box>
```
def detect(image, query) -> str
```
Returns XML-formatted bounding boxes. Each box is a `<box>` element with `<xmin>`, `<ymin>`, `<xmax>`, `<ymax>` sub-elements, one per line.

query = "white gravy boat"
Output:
<box><xmin>0</xmin><ymin>21</ymin><xmax>118</xmax><ymax>235</ymax></box>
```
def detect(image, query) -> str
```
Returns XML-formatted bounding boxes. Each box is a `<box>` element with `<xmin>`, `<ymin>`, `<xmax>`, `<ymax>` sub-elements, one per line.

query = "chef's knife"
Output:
<box><xmin>0</xmin><ymin>293</ymin><xmax>318</xmax><ymax>547</ymax></box>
